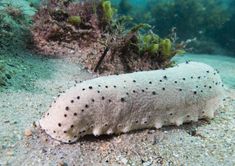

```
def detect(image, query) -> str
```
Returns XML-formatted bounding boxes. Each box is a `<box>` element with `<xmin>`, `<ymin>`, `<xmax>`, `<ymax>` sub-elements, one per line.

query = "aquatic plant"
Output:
<box><xmin>101</xmin><ymin>0</ymin><xmax>114</xmax><ymax>22</ymax></box>
<box><xmin>94</xmin><ymin>22</ymin><xmax>186</xmax><ymax>73</ymax></box>
<box><xmin>136</xmin><ymin>29</ymin><xmax>186</xmax><ymax>65</ymax></box>
<box><xmin>32</xmin><ymin>0</ymin><xmax>185</xmax><ymax>74</ymax></box>
<box><xmin>159</xmin><ymin>39</ymin><xmax>172</xmax><ymax>58</ymax></box>
<box><xmin>67</xmin><ymin>15</ymin><xmax>81</xmax><ymax>26</ymax></box>
<box><xmin>138</xmin><ymin>33</ymin><xmax>160</xmax><ymax>55</ymax></box>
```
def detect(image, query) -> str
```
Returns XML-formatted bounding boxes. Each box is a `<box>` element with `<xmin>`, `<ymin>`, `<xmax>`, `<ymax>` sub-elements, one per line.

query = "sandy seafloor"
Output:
<box><xmin>0</xmin><ymin>51</ymin><xmax>234</xmax><ymax>166</ymax></box>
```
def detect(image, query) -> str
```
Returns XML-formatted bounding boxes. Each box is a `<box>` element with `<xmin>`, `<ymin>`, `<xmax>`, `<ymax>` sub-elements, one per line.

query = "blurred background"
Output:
<box><xmin>112</xmin><ymin>0</ymin><xmax>235</xmax><ymax>55</ymax></box>
<box><xmin>0</xmin><ymin>0</ymin><xmax>234</xmax><ymax>55</ymax></box>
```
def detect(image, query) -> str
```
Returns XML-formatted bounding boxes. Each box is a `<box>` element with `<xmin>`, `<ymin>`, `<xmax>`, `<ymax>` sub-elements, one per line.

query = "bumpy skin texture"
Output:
<box><xmin>39</xmin><ymin>62</ymin><xmax>225</xmax><ymax>143</ymax></box>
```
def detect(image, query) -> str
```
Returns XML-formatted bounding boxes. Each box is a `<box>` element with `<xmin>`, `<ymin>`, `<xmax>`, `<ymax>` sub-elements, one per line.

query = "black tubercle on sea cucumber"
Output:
<box><xmin>121</xmin><ymin>98</ymin><xmax>125</xmax><ymax>102</ymax></box>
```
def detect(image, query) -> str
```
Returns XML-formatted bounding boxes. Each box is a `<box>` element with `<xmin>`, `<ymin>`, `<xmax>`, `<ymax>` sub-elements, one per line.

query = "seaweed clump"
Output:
<box><xmin>32</xmin><ymin>0</ymin><xmax>185</xmax><ymax>74</ymax></box>
<box><xmin>93</xmin><ymin>24</ymin><xmax>186</xmax><ymax>73</ymax></box>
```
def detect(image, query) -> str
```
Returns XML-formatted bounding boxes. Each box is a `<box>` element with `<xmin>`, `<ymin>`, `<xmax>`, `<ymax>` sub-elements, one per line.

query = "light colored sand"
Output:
<box><xmin>0</xmin><ymin>52</ymin><xmax>234</xmax><ymax>165</ymax></box>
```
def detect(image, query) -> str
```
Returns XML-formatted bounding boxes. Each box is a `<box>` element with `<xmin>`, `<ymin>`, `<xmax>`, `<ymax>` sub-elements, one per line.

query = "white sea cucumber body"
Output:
<box><xmin>39</xmin><ymin>62</ymin><xmax>225</xmax><ymax>143</ymax></box>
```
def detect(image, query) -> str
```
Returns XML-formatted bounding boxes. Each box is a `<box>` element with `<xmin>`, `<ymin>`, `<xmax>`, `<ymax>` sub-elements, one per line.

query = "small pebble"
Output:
<box><xmin>24</xmin><ymin>129</ymin><xmax>32</xmax><ymax>137</ymax></box>
<box><xmin>57</xmin><ymin>161</ymin><xmax>68</xmax><ymax>166</ymax></box>
<box><xmin>6</xmin><ymin>151</ymin><xmax>14</xmax><ymax>156</ymax></box>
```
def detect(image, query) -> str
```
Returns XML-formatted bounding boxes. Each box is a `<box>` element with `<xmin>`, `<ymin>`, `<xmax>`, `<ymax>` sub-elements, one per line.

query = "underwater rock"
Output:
<box><xmin>39</xmin><ymin>62</ymin><xmax>225</xmax><ymax>143</ymax></box>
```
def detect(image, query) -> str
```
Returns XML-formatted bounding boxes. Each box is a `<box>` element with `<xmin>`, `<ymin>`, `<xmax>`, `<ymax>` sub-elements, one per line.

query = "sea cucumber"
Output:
<box><xmin>39</xmin><ymin>62</ymin><xmax>225</xmax><ymax>143</ymax></box>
